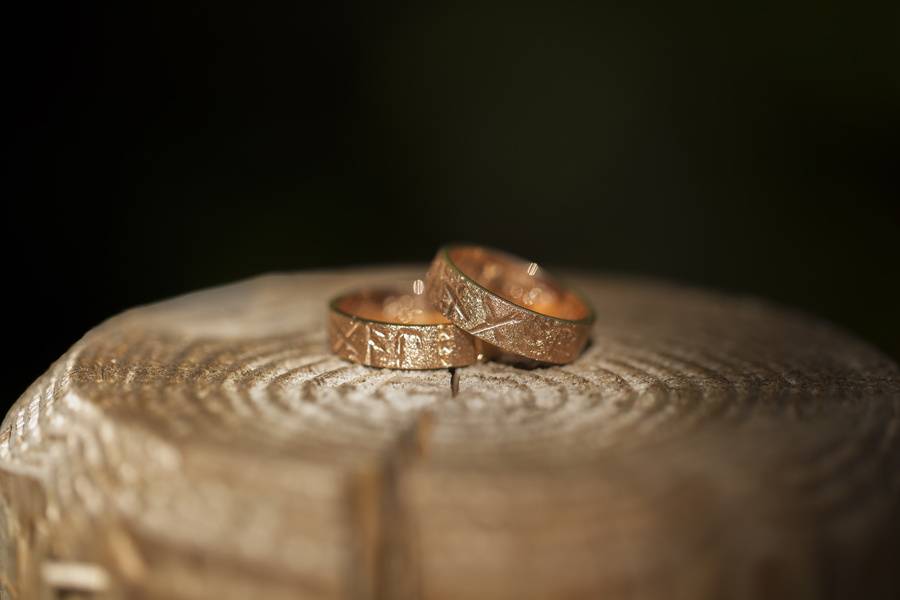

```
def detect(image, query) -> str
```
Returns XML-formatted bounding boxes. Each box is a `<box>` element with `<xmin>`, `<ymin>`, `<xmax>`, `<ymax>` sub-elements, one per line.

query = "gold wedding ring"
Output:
<box><xmin>426</xmin><ymin>244</ymin><xmax>594</xmax><ymax>364</ymax></box>
<box><xmin>328</xmin><ymin>283</ymin><xmax>487</xmax><ymax>369</ymax></box>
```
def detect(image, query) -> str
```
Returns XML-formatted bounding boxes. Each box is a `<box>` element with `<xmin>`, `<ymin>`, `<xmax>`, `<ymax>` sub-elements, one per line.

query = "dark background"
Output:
<box><xmin>5</xmin><ymin>3</ymin><xmax>899</xmax><ymax>408</ymax></box>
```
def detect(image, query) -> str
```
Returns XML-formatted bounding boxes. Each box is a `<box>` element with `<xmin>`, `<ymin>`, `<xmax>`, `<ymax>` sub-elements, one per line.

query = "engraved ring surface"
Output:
<box><xmin>328</xmin><ymin>284</ymin><xmax>486</xmax><ymax>369</ymax></box>
<box><xmin>426</xmin><ymin>244</ymin><xmax>594</xmax><ymax>364</ymax></box>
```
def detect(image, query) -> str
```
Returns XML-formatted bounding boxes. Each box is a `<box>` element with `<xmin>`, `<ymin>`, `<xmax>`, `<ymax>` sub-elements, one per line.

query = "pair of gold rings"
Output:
<box><xmin>328</xmin><ymin>244</ymin><xmax>594</xmax><ymax>369</ymax></box>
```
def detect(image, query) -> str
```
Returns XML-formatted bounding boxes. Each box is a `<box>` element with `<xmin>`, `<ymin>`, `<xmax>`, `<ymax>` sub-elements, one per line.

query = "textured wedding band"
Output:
<box><xmin>328</xmin><ymin>283</ymin><xmax>487</xmax><ymax>369</ymax></box>
<box><xmin>425</xmin><ymin>244</ymin><xmax>594</xmax><ymax>364</ymax></box>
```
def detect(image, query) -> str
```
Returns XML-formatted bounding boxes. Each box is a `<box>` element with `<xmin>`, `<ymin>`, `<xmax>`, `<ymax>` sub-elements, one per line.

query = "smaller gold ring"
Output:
<box><xmin>426</xmin><ymin>244</ymin><xmax>594</xmax><ymax>364</ymax></box>
<box><xmin>328</xmin><ymin>284</ymin><xmax>487</xmax><ymax>369</ymax></box>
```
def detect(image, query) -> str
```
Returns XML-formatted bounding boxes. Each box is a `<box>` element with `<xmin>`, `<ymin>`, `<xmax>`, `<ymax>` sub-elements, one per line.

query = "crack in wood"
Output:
<box><xmin>348</xmin><ymin>411</ymin><xmax>434</xmax><ymax>600</ymax></box>
<box><xmin>449</xmin><ymin>368</ymin><xmax>460</xmax><ymax>398</ymax></box>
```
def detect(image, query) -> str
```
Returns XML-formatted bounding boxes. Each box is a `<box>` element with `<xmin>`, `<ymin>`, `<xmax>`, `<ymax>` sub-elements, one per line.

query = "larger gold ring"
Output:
<box><xmin>328</xmin><ymin>283</ymin><xmax>487</xmax><ymax>369</ymax></box>
<box><xmin>426</xmin><ymin>244</ymin><xmax>594</xmax><ymax>364</ymax></box>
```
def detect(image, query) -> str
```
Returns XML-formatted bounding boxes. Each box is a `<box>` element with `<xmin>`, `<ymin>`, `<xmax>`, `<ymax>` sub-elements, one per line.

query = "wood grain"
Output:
<box><xmin>0</xmin><ymin>267</ymin><xmax>898</xmax><ymax>599</ymax></box>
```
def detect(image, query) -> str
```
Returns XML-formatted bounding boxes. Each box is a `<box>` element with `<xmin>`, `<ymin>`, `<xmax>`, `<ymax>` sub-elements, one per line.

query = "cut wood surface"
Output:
<box><xmin>1</xmin><ymin>267</ymin><xmax>898</xmax><ymax>599</ymax></box>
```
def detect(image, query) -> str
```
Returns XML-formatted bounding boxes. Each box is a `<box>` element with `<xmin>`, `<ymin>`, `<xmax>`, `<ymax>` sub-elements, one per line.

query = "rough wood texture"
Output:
<box><xmin>1</xmin><ymin>268</ymin><xmax>898</xmax><ymax>600</ymax></box>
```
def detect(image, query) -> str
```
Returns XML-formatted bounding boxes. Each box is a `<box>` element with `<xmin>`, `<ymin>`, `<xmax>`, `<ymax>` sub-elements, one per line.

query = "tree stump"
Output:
<box><xmin>0</xmin><ymin>268</ymin><xmax>898</xmax><ymax>600</ymax></box>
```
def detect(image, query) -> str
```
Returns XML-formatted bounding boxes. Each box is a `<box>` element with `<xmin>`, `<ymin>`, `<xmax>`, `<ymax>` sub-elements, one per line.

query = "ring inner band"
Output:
<box><xmin>334</xmin><ymin>288</ymin><xmax>449</xmax><ymax>325</ymax></box>
<box><xmin>447</xmin><ymin>246</ymin><xmax>591</xmax><ymax>321</ymax></box>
